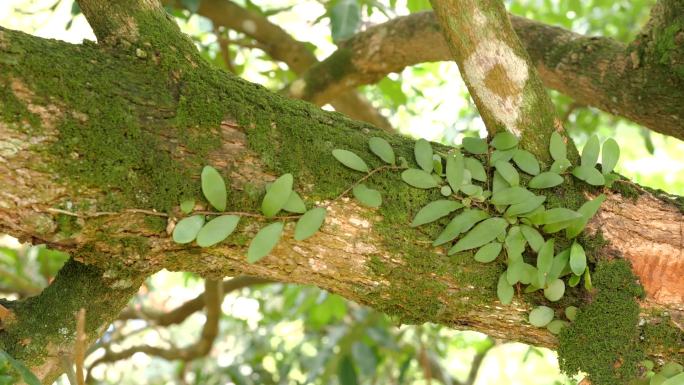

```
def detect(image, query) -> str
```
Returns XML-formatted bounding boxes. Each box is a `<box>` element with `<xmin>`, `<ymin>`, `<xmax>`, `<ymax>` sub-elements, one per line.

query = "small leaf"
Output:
<box><xmin>414</xmin><ymin>139</ymin><xmax>434</xmax><ymax>173</ymax></box>
<box><xmin>548</xmin><ymin>248</ymin><xmax>571</xmax><ymax>281</ymax></box>
<box><xmin>565</xmin><ymin>194</ymin><xmax>606</xmax><ymax>238</ymax></box>
<box><xmin>572</xmin><ymin>165</ymin><xmax>606</xmax><ymax>185</ymax></box>
<box><xmin>529</xmin><ymin>306</ymin><xmax>554</xmax><ymax>327</ymax></box>
<box><xmin>294</xmin><ymin>207</ymin><xmax>327</xmax><ymax>241</ymax></box>
<box><xmin>568</xmin><ymin>274</ymin><xmax>581</xmax><ymax>287</ymax></box>
<box><xmin>196</xmin><ymin>215</ymin><xmax>240</xmax><ymax>247</ymax></box>
<box><xmin>550</xmin><ymin>158</ymin><xmax>572</xmax><ymax>173</ymax></box>
<box><xmin>333</xmin><ymin>149</ymin><xmax>369</xmax><ymax>172</ymax></box>
<box><xmin>565</xmin><ymin>306</ymin><xmax>578</xmax><ymax>321</ymax></box>
<box><xmin>547</xmin><ymin>320</ymin><xmax>569</xmax><ymax>335</ymax></box>
<box><xmin>584</xmin><ymin>267</ymin><xmax>592</xmax><ymax>290</ymax></box>
<box><xmin>507</xmin><ymin>261</ymin><xmax>526</xmax><ymax>285</ymax></box>
<box><xmin>446</xmin><ymin>151</ymin><xmax>464</xmax><ymax>192</ymax></box>
<box><xmin>520</xmin><ymin>225</ymin><xmax>544</xmax><ymax>252</ymax></box>
<box><xmin>180</xmin><ymin>199</ymin><xmax>195</xmax><ymax>214</ymax></box>
<box><xmin>549</xmin><ymin>132</ymin><xmax>567</xmax><ymax>161</ymax></box>
<box><xmin>201</xmin><ymin>166</ymin><xmax>227</xmax><ymax>211</ymax></box>
<box><xmin>262</xmin><ymin>174</ymin><xmax>294</xmax><ymax>217</ymax></box>
<box><xmin>491</xmin><ymin>186</ymin><xmax>534</xmax><ymax>206</ymax></box>
<box><xmin>512</xmin><ymin>149</ymin><xmax>540</xmax><ymax>175</ymax></box>
<box><xmin>494</xmin><ymin>161</ymin><xmax>519</xmax><ymax>186</ymax></box>
<box><xmin>474</xmin><ymin>242</ymin><xmax>502</xmax><ymax>263</ymax></box>
<box><xmin>460</xmin><ymin>184</ymin><xmax>483</xmax><ymax>197</ymax></box>
<box><xmin>433</xmin><ymin>209</ymin><xmax>489</xmax><ymax>246</ymax></box>
<box><xmin>352</xmin><ymin>184</ymin><xmax>382</xmax><ymax>207</ymax></box>
<box><xmin>368</xmin><ymin>137</ymin><xmax>395</xmax><ymax>164</ymax></box>
<box><xmin>247</xmin><ymin>222</ymin><xmax>284</xmax><ymax>263</ymax></box>
<box><xmin>283</xmin><ymin>191</ymin><xmax>306</xmax><ymax>214</ymax></box>
<box><xmin>492</xmin><ymin>171</ymin><xmax>509</xmax><ymax>194</ymax></box>
<box><xmin>581</xmin><ymin>135</ymin><xmax>600</xmax><ymax>166</ymax></box>
<box><xmin>173</xmin><ymin>215</ymin><xmax>205</xmax><ymax>244</ymax></box>
<box><xmin>544</xmin><ymin>278</ymin><xmax>565</xmax><ymax>302</ymax></box>
<box><xmin>432</xmin><ymin>154</ymin><xmax>443</xmax><ymax>175</ymax></box>
<box><xmin>462</xmin><ymin>137</ymin><xmax>488</xmax><ymax>154</ymax></box>
<box><xmin>533</xmin><ymin>208</ymin><xmax>582</xmax><ymax>225</ymax></box>
<box><xmin>464</xmin><ymin>157</ymin><xmax>487</xmax><ymax>182</ymax></box>
<box><xmin>411</xmin><ymin>200</ymin><xmax>463</xmax><ymax>227</ymax></box>
<box><xmin>497</xmin><ymin>272</ymin><xmax>514</xmax><ymax>305</ymax></box>
<box><xmin>490</xmin><ymin>149</ymin><xmax>516</xmax><ymax>165</ymax></box>
<box><xmin>491</xmin><ymin>131</ymin><xmax>519</xmax><ymax>150</ymax></box>
<box><xmin>528</xmin><ymin>172</ymin><xmax>564</xmax><ymax>189</ymax></box>
<box><xmin>504</xmin><ymin>226</ymin><xmax>526</xmax><ymax>258</ymax></box>
<box><xmin>449</xmin><ymin>218</ymin><xmax>508</xmax><ymax>254</ymax></box>
<box><xmin>537</xmin><ymin>239</ymin><xmax>555</xmax><ymax>287</ymax></box>
<box><xmin>330</xmin><ymin>0</ymin><xmax>361</xmax><ymax>42</ymax></box>
<box><xmin>440</xmin><ymin>185</ymin><xmax>452</xmax><ymax>197</ymax></box>
<box><xmin>601</xmin><ymin>138</ymin><xmax>620</xmax><ymax>174</ymax></box>
<box><xmin>570</xmin><ymin>242</ymin><xmax>586</xmax><ymax>276</ymax></box>
<box><xmin>505</xmin><ymin>195</ymin><xmax>546</xmax><ymax>217</ymax></box>
<box><xmin>402</xmin><ymin>168</ymin><xmax>438</xmax><ymax>189</ymax></box>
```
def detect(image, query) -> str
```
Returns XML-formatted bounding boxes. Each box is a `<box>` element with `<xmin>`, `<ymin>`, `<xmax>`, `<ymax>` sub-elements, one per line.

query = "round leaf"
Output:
<box><xmin>411</xmin><ymin>200</ymin><xmax>463</xmax><ymax>227</ymax></box>
<box><xmin>549</xmin><ymin>132</ymin><xmax>567</xmax><ymax>161</ymax></box>
<box><xmin>440</xmin><ymin>185</ymin><xmax>452</xmax><ymax>197</ymax></box>
<box><xmin>180</xmin><ymin>199</ymin><xmax>195</xmax><ymax>214</ymax></box>
<box><xmin>333</xmin><ymin>149</ymin><xmax>369</xmax><ymax>172</ymax></box>
<box><xmin>172</xmin><ymin>215</ymin><xmax>205</xmax><ymax>244</ymax></box>
<box><xmin>570</xmin><ymin>241</ymin><xmax>587</xmax><ymax>276</ymax></box>
<box><xmin>565</xmin><ymin>306</ymin><xmax>578</xmax><ymax>321</ymax></box>
<box><xmin>262</xmin><ymin>174</ymin><xmax>294</xmax><ymax>217</ymax></box>
<box><xmin>474</xmin><ymin>242</ymin><xmax>502</xmax><ymax>263</ymax></box>
<box><xmin>491</xmin><ymin>131</ymin><xmax>519</xmax><ymax>150</ymax></box>
<box><xmin>544</xmin><ymin>278</ymin><xmax>565</xmax><ymax>302</ymax></box>
<box><xmin>601</xmin><ymin>138</ymin><xmax>620</xmax><ymax>175</ymax></box>
<box><xmin>497</xmin><ymin>272</ymin><xmax>514</xmax><ymax>305</ymax></box>
<box><xmin>368</xmin><ymin>137</ymin><xmax>395</xmax><ymax>164</ymax></box>
<box><xmin>449</xmin><ymin>217</ymin><xmax>508</xmax><ymax>254</ymax></box>
<box><xmin>201</xmin><ymin>166</ymin><xmax>227</xmax><ymax>211</ymax></box>
<box><xmin>581</xmin><ymin>135</ymin><xmax>600</xmax><ymax>167</ymax></box>
<box><xmin>528</xmin><ymin>172</ymin><xmax>564</xmax><ymax>189</ymax></box>
<box><xmin>294</xmin><ymin>208</ymin><xmax>327</xmax><ymax>241</ymax></box>
<box><xmin>402</xmin><ymin>168</ymin><xmax>438</xmax><ymax>189</ymax></box>
<box><xmin>196</xmin><ymin>215</ymin><xmax>240</xmax><ymax>247</ymax></box>
<box><xmin>512</xmin><ymin>149</ymin><xmax>540</xmax><ymax>175</ymax></box>
<box><xmin>414</xmin><ymin>139</ymin><xmax>434</xmax><ymax>173</ymax></box>
<box><xmin>282</xmin><ymin>191</ymin><xmax>307</xmax><ymax>214</ymax></box>
<box><xmin>462</xmin><ymin>137</ymin><xmax>488</xmax><ymax>154</ymax></box>
<box><xmin>529</xmin><ymin>306</ymin><xmax>554</xmax><ymax>327</ymax></box>
<box><xmin>247</xmin><ymin>222</ymin><xmax>284</xmax><ymax>263</ymax></box>
<box><xmin>353</xmin><ymin>184</ymin><xmax>382</xmax><ymax>207</ymax></box>
<box><xmin>547</xmin><ymin>320</ymin><xmax>569</xmax><ymax>335</ymax></box>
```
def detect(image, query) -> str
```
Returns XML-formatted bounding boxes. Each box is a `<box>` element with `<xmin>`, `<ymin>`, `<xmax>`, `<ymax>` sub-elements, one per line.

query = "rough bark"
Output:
<box><xmin>292</xmin><ymin>11</ymin><xmax>684</xmax><ymax>142</ymax></box>
<box><xmin>0</xmin><ymin>3</ymin><xmax>682</xmax><ymax>384</ymax></box>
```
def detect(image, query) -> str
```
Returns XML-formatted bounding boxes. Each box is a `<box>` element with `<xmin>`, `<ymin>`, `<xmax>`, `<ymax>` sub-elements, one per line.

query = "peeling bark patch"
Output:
<box><xmin>463</xmin><ymin>39</ymin><xmax>529</xmax><ymax>136</ymax></box>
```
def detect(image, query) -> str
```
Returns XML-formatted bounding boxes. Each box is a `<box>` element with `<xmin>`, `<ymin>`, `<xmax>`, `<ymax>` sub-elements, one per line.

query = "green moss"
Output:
<box><xmin>56</xmin><ymin>214</ymin><xmax>81</xmax><ymax>238</ymax></box>
<box><xmin>654</xmin><ymin>23</ymin><xmax>683</xmax><ymax>66</ymax></box>
<box><xmin>642</xmin><ymin>317</ymin><xmax>684</xmax><ymax>363</ymax></box>
<box><xmin>558</xmin><ymin>260</ymin><xmax>644</xmax><ymax>385</ymax></box>
<box><xmin>0</xmin><ymin>80</ymin><xmax>40</xmax><ymax>131</ymax></box>
<box><xmin>143</xmin><ymin>215</ymin><xmax>167</xmax><ymax>233</ymax></box>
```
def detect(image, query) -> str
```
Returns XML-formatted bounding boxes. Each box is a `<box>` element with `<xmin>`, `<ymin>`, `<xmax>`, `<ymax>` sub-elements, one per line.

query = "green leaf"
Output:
<box><xmin>491</xmin><ymin>131</ymin><xmax>519</xmax><ymax>150</ymax></box>
<box><xmin>504</xmin><ymin>226</ymin><xmax>526</xmax><ymax>259</ymax></box>
<box><xmin>338</xmin><ymin>355</ymin><xmax>359</xmax><ymax>385</ymax></box>
<box><xmin>247</xmin><ymin>222</ymin><xmax>284</xmax><ymax>263</ymax></box>
<box><xmin>440</xmin><ymin>185</ymin><xmax>452</xmax><ymax>197</ymax></box>
<box><xmin>570</xmin><ymin>241</ymin><xmax>586</xmax><ymax>276</ymax></box>
<box><xmin>333</xmin><ymin>149</ymin><xmax>369</xmax><ymax>172</ymax></box>
<box><xmin>180</xmin><ymin>199</ymin><xmax>195</xmax><ymax>214</ymax></box>
<box><xmin>497</xmin><ymin>272</ymin><xmax>514</xmax><ymax>305</ymax></box>
<box><xmin>507</xmin><ymin>260</ymin><xmax>526</xmax><ymax>285</ymax></box>
<box><xmin>196</xmin><ymin>215</ymin><xmax>240</xmax><ymax>247</ymax></box>
<box><xmin>201</xmin><ymin>166</ymin><xmax>227</xmax><ymax>211</ymax></box>
<box><xmin>601</xmin><ymin>138</ymin><xmax>620</xmax><ymax>174</ymax></box>
<box><xmin>581</xmin><ymin>135</ymin><xmax>601</xmax><ymax>166</ymax></box>
<box><xmin>368</xmin><ymin>137</ymin><xmax>395</xmax><ymax>164</ymax></box>
<box><xmin>572</xmin><ymin>165</ymin><xmax>606</xmax><ymax>185</ymax></box>
<box><xmin>584</xmin><ymin>267</ymin><xmax>592</xmax><ymax>290</ymax></box>
<box><xmin>462</xmin><ymin>137</ymin><xmax>488</xmax><ymax>154</ymax></box>
<box><xmin>352</xmin><ymin>184</ymin><xmax>382</xmax><ymax>208</ymax></box>
<box><xmin>283</xmin><ymin>191</ymin><xmax>306</xmax><ymax>213</ymax></box>
<box><xmin>432</xmin><ymin>154</ymin><xmax>443</xmax><ymax>175</ymax></box>
<box><xmin>414</xmin><ymin>139</ymin><xmax>434</xmax><ymax>173</ymax></box>
<box><xmin>411</xmin><ymin>200</ymin><xmax>463</xmax><ymax>227</ymax></box>
<box><xmin>550</xmin><ymin>158</ymin><xmax>572</xmax><ymax>173</ymax></box>
<box><xmin>529</xmin><ymin>306</ymin><xmax>554</xmax><ymax>327</ymax></box>
<box><xmin>294</xmin><ymin>208</ymin><xmax>327</xmax><ymax>241</ymax></box>
<box><xmin>565</xmin><ymin>194</ymin><xmax>606</xmax><ymax>238</ymax></box>
<box><xmin>537</xmin><ymin>239</ymin><xmax>555</xmax><ymax>287</ymax></box>
<box><xmin>433</xmin><ymin>209</ymin><xmax>489</xmax><ymax>246</ymax></box>
<box><xmin>172</xmin><ymin>215</ymin><xmax>205</xmax><ymax>244</ymax></box>
<box><xmin>491</xmin><ymin>186</ymin><xmax>534</xmax><ymax>206</ymax></box>
<box><xmin>660</xmin><ymin>362</ymin><xmax>684</xmax><ymax>378</ymax></box>
<box><xmin>490</xmin><ymin>149</ymin><xmax>516</xmax><ymax>165</ymax></box>
<box><xmin>565</xmin><ymin>306</ymin><xmax>578</xmax><ymax>321</ymax></box>
<box><xmin>662</xmin><ymin>373</ymin><xmax>684</xmax><ymax>385</ymax></box>
<box><xmin>262</xmin><ymin>174</ymin><xmax>294</xmax><ymax>217</ymax></box>
<box><xmin>520</xmin><ymin>225</ymin><xmax>544</xmax><ymax>252</ymax></box>
<box><xmin>449</xmin><ymin>218</ymin><xmax>508</xmax><ymax>254</ymax></box>
<box><xmin>544</xmin><ymin>278</ymin><xmax>565</xmax><ymax>302</ymax></box>
<box><xmin>547</xmin><ymin>320</ymin><xmax>569</xmax><ymax>335</ymax></box>
<box><xmin>494</xmin><ymin>161</ymin><xmax>519</xmax><ymax>186</ymax></box>
<box><xmin>505</xmin><ymin>195</ymin><xmax>546</xmax><ymax>217</ymax></box>
<box><xmin>568</xmin><ymin>273</ymin><xmax>581</xmax><ymax>287</ymax></box>
<box><xmin>446</xmin><ymin>151</ymin><xmax>464</xmax><ymax>192</ymax></box>
<box><xmin>528</xmin><ymin>172</ymin><xmax>564</xmax><ymax>189</ymax></box>
<box><xmin>533</xmin><ymin>208</ymin><xmax>582</xmax><ymax>225</ymax></box>
<box><xmin>0</xmin><ymin>350</ymin><xmax>41</xmax><ymax>385</ymax></box>
<box><xmin>460</xmin><ymin>184</ymin><xmax>483</xmax><ymax>197</ymax></box>
<box><xmin>330</xmin><ymin>0</ymin><xmax>361</xmax><ymax>42</ymax></box>
<box><xmin>464</xmin><ymin>157</ymin><xmax>487</xmax><ymax>182</ymax></box>
<box><xmin>548</xmin><ymin>248</ymin><xmax>571</xmax><ymax>281</ymax></box>
<box><xmin>512</xmin><ymin>149</ymin><xmax>540</xmax><ymax>175</ymax></box>
<box><xmin>474</xmin><ymin>242</ymin><xmax>502</xmax><ymax>263</ymax></box>
<box><xmin>492</xmin><ymin>171</ymin><xmax>509</xmax><ymax>194</ymax></box>
<box><xmin>402</xmin><ymin>168</ymin><xmax>438</xmax><ymax>189</ymax></box>
<box><xmin>549</xmin><ymin>132</ymin><xmax>567</xmax><ymax>161</ymax></box>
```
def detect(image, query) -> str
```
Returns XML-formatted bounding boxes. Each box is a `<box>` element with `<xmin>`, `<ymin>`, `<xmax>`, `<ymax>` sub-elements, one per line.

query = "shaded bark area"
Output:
<box><xmin>293</xmin><ymin>11</ymin><xmax>684</xmax><ymax>141</ymax></box>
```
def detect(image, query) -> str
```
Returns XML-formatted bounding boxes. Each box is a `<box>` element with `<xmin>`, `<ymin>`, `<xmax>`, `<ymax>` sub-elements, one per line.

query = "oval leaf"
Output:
<box><xmin>512</xmin><ymin>149</ymin><xmax>540</xmax><ymax>175</ymax></box>
<box><xmin>446</xmin><ymin>152</ymin><xmax>464</xmax><ymax>192</ymax></box>
<box><xmin>180</xmin><ymin>199</ymin><xmax>195</xmax><ymax>214</ymax></box>
<box><xmin>494</xmin><ymin>160</ymin><xmax>519</xmax><ymax>186</ymax></box>
<box><xmin>433</xmin><ymin>209</ymin><xmax>489</xmax><ymax>246</ymax></box>
<box><xmin>581</xmin><ymin>135</ymin><xmax>600</xmax><ymax>167</ymax></box>
<box><xmin>440</xmin><ymin>185</ymin><xmax>452</xmax><ymax>197</ymax></box>
<box><xmin>491</xmin><ymin>186</ymin><xmax>534</xmax><ymax>206</ymax></box>
<box><xmin>533</xmin><ymin>208</ymin><xmax>582</xmax><ymax>225</ymax></box>
<box><xmin>402</xmin><ymin>168</ymin><xmax>438</xmax><ymax>189</ymax></box>
<box><xmin>247</xmin><ymin>222</ymin><xmax>284</xmax><ymax>263</ymax></box>
<box><xmin>572</xmin><ymin>165</ymin><xmax>605</xmax><ymax>186</ymax></box>
<box><xmin>529</xmin><ymin>306</ymin><xmax>554</xmax><ymax>327</ymax></box>
<box><xmin>570</xmin><ymin>241</ymin><xmax>587</xmax><ymax>276</ymax></box>
<box><xmin>537</xmin><ymin>239</ymin><xmax>555</xmax><ymax>286</ymax></box>
<box><xmin>550</xmin><ymin>158</ymin><xmax>572</xmax><ymax>173</ymax></box>
<box><xmin>449</xmin><ymin>217</ymin><xmax>508</xmax><ymax>254</ymax></box>
<box><xmin>414</xmin><ymin>139</ymin><xmax>434</xmax><ymax>173</ymax></box>
<box><xmin>172</xmin><ymin>215</ymin><xmax>205</xmax><ymax>244</ymax></box>
<box><xmin>505</xmin><ymin>195</ymin><xmax>546</xmax><ymax>217</ymax></box>
<box><xmin>411</xmin><ymin>200</ymin><xmax>463</xmax><ymax>227</ymax></box>
<box><xmin>565</xmin><ymin>306</ymin><xmax>578</xmax><ymax>321</ymax></box>
<box><xmin>283</xmin><ymin>191</ymin><xmax>306</xmax><ymax>214</ymax></box>
<box><xmin>465</xmin><ymin>157</ymin><xmax>487</xmax><ymax>182</ymax></box>
<box><xmin>330</xmin><ymin>0</ymin><xmax>361</xmax><ymax>42</ymax></box>
<box><xmin>474</xmin><ymin>242</ymin><xmax>502</xmax><ymax>263</ymax></box>
<box><xmin>520</xmin><ymin>225</ymin><xmax>544</xmax><ymax>252</ymax></box>
<box><xmin>262</xmin><ymin>174</ymin><xmax>294</xmax><ymax>217</ymax></box>
<box><xmin>352</xmin><ymin>184</ymin><xmax>382</xmax><ymax>208</ymax></box>
<box><xmin>497</xmin><ymin>272</ymin><xmax>514</xmax><ymax>305</ymax></box>
<box><xmin>550</xmin><ymin>132</ymin><xmax>567</xmax><ymax>161</ymax></box>
<box><xmin>565</xmin><ymin>194</ymin><xmax>606</xmax><ymax>238</ymax></box>
<box><xmin>547</xmin><ymin>319</ymin><xmax>569</xmax><ymax>335</ymax></box>
<box><xmin>544</xmin><ymin>278</ymin><xmax>565</xmax><ymax>302</ymax></box>
<box><xmin>196</xmin><ymin>215</ymin><xmax>240</xmax><ymax>247</ymax></box>
<box><xmin>368</xmin><ymin>137</ymin><xmax>395</xmax><ymax>164</ymax></box>
<box><xmin>462</xmin><ymin>137</ymin><xmax>488</xmax><ymax>154</ymax></box>
<box><xmin>491</xmin><ymin>131</ymin><xmax>519</xmax><ymax>150</ymax></box>
<box><xmin>294</xmin><ymin>208</ymin><xmax>327</xmax><ymax>241</ymax></box>
<box><xmin>201</xmin><ymin>166</ymin><xmax>227</xmax><ymax>211</ymax></box>
<box><xmin>528</xmin><ymin>172</ymin><xmax>564</xmax><ymax>189</ymax></box>
<box><xmin>333</xmin><ymin>149</ymin><xmax>369</xmax><ymax>172</ymax></box>
<box><xmin>601</xmin><ymin>138</ymin><xmax>620</xmax><ymax>175</ymax></box>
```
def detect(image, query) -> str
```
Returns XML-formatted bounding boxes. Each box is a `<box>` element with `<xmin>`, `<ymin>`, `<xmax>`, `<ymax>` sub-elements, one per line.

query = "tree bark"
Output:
<box><xmin>0</xmin><ymin>3</ymin><xmax>682</xmax><ymax>384</ymax></box>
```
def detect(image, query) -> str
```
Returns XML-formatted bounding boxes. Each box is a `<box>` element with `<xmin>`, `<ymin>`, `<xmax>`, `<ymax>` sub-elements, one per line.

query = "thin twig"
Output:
<box><xmin>331</xmin><ymin>165</ymin><xmax>402</xmax><ymax>203</ymax></box>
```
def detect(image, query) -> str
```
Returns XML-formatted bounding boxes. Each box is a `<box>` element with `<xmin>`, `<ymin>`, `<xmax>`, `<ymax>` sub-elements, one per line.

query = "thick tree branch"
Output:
<box><xmin>292</xmin><ymin>11</ymin><xmax>684</xmax><ymax>142</ymax></box>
